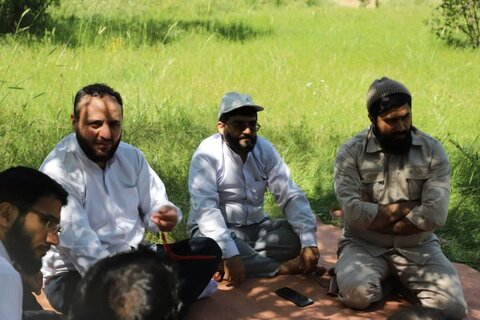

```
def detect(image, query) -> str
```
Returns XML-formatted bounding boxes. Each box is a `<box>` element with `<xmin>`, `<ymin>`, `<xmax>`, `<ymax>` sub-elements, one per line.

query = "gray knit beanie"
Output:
<box><xmin>366</xmin><ymin>77</ymin><xmax>411</xmax><ymax>115</ymax></box>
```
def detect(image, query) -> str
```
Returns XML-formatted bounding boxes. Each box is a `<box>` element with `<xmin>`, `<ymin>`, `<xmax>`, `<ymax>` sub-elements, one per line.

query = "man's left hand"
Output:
<box><xmin>150</xmin><ymin>205</ymin><xmax>178</xmax><ymax>231</ymax></box>
<box><xmin>299</xmin><ymin>246</ymin><xmax>320</xmax><ymax>274</ymax></box>
<box><xmin>22</xmin><ymin>271</ymin><xmax>43</xmax><ymax>295</ymax></box>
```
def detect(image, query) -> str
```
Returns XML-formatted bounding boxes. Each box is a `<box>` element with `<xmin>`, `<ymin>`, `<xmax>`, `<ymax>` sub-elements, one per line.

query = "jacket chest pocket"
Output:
<box><xmin>404</xmin><ymin>166</ymin><xmax>428</xmax><ymax>200</ymax></box>
<box><xmin>361</xmin><ymin>171</ymin><xmax>385</xmax><ymax>203</ymax></box>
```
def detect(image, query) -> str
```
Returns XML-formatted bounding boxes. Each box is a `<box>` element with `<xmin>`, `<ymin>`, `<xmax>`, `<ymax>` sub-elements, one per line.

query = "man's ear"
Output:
<box><xmin>368</xmin><ymin>113</ymin><xmax>375</xmax><ymax>124</ymax></box>
<box><xmin>217</xmin><ymin>121</ymin><xmax>225</xmax><ymax>134</ymax></box>
<box><xmin>0</xmin><ymin>202</ymin><xmax>18</xmax><ymax>229</ymax></box>
<box><xmin>71</xmin><ymin>114</ymin><xmax>78</xmax><ymax>128</ymax></box>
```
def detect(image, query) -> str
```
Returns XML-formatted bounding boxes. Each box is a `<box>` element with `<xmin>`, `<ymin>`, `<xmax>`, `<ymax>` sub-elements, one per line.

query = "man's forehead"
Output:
<box><xmin>78</xmin><ymin>95</ymin><xmax>122</xmax><ymax>116</ymax></box>
<box><xmin>380</xmin><ymin>104</ymin><xmax>410</xmax><ymax>119</ymax></box>
<box><xmin>78</xmin><ymin>94</ymin><xmax>120</xmax><ymax>108</ymax></box>
<box><xmin>33</xmin><ymin>196</ymin><xmax>62</xmax><ymax>218</ymax></box>
<box><xmin>228</xmin><ymin>114</ymin><xmax>257</xmax><ymax>121</ymax></box>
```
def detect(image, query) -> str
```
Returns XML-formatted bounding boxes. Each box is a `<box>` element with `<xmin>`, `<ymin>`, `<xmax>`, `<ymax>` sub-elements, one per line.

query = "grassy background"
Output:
<box><xmin>0</xmin><ymin>0</ymin><xmax>479</xmax><ymax>269</ymax></box>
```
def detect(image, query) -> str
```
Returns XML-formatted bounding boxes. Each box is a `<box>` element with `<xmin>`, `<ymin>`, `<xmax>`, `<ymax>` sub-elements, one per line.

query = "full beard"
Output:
<box><xmin>373</xmin><ymin>125</ymin><xmax>412</xmax><ymax>155</ymax></box>
<box><xmin>4</xmin><ymin>219</ymin><xmax>42</xmax><ymax>275</ymax></box>
<box><xmin>224</xmin><ymin>131</ymin><xmax>257</xmax><ymax>153</ymax></box>
<box><xmin>76</xmin><ymin>132</ymin><xmax>121</xmax><ymax>164</ymax></box>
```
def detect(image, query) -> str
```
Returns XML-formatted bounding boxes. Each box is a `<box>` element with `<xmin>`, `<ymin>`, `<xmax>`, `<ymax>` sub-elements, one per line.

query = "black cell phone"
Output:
<box><xmin>275</xmin><ymin>287</ymin><xmax>314</xmax><ymax>307</ymax></box>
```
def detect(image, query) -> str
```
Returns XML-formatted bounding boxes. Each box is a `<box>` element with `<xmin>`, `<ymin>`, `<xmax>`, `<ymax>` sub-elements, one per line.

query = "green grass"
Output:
<box><xmin>1</xmin><ymin>0</ymin><xmax>479</xmax><ymax>268</ymax></box>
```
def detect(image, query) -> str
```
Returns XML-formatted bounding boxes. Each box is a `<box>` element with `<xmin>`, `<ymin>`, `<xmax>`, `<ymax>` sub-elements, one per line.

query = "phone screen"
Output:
<box><xmin>275</xmin><ymin>287</ymin><xmax>314</xmax><ymax>307</ymax></box>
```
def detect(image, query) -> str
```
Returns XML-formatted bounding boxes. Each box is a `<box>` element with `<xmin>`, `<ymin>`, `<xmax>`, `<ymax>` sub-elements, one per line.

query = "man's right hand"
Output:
<box><xmin>150</xmin><ymin>205</ymin><xmax>178</xmax><ymax>232</ymax></box>
<box><xmin>223</xmin><ymin>256</ymin><xmax>245</xmax><ymax>287</ymax></box>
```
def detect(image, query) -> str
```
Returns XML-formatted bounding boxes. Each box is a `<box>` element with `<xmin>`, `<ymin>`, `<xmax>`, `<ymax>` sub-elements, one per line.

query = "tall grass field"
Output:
<box><xmin>1</xmin><ymin>0</ymin><xmax>479</xmax><ymax>269</ymax></box>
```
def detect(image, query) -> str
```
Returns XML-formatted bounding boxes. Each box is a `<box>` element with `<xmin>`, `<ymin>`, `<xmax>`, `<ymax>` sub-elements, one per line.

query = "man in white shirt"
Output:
<box><xmin>0</xmin><ymin>166</ymin><xmax>68</xmax><ymax>320</ymax></box>
<box><xmin>188</xmin><ymin>92</ymin><xmax>320</xmax><ymax>286</ymax></box>
<box><xmin>40</xmin><ymin>83</ymin><xmax>221</xmax><ymax>316</ymax></box>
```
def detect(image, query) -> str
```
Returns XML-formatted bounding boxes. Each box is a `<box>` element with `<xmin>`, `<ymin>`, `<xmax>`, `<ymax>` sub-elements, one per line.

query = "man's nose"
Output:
<box><xmin>46</xmin><ymin>231</ymin><xmax>60</xmax><ymax>246</ymax></box>
<box><xmin>394</xmin><ymin>119</ymin><xmax>406</xmax><ymax>132</ymax></box>
<box><xmin>99</xmin><ymin>123</ymin><xmax>112</xmax><ymax>139</ymax></box>
<box><xmin>242</xmin><ymin>126</ymin><xmax>253</xmax><ymax>134</ymax></box>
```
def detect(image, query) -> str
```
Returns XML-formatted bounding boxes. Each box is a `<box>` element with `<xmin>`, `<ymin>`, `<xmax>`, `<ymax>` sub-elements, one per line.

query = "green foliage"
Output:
<box><xmin>0</xmin><ymin>0</ymin><xmax>59</xmax><ymax>34</ymax></box>
<box><xmin>440</xmin><ymin>137</ymin><xmax>480</xmax><ymax>269</ymax></box>
<box><xmin>428</xmin><ymin>0</ymin><xmax>480</xmax><ymax>49</ymax></box>
<box><xmin>45</xmin><ymin>15</ymin><xmax>270</xmax><ymax>48</ymax></box>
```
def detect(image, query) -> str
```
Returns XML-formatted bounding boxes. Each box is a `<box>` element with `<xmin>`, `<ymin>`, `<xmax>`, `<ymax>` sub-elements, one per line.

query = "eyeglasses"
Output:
<box><xmin>226</xmin><ymin>120</ymin><xmax>261</xmax><ymax>132</ymax></box>
<box><xmin>29</xmin><ymin>208</ymin><xmax>63</xmax><ymax>234</ymax></box>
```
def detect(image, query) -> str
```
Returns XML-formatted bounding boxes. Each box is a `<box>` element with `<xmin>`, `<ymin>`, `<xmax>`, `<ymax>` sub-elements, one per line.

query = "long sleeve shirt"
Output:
<box><xmin>0</xmin><ymin>241</ymin><xmax>22</xmax><ymax>320</ymax></box>
<box><xmin>187</xmin><ymin>133</ymin><xmax>317</xmax><ymax>259</ymax></box>
<box><xmin>334</xmin><ymin>127</ymin><xmax>450</xmax><ymax>264</ymax></box>
<box><xmin>40</xmin><ymin>133</ymin><xmax>181</xmax><ymax>280</ymax></box>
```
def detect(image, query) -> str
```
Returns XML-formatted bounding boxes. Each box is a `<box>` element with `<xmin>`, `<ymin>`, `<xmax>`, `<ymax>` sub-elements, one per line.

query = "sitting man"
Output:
<box><xmin>0</xmin><ymin>166</ymin><xmax>68</xmax><ymax>320</ymax></box>
<box><xmin>188</xmin><ymin>92</ymin><xmax>320</xmax><ymax>286</ymax></box>
<box><xmin>40</xmin><ymin>83</ymin><xmax>221</xmax><ymax>316</ymax></box>
<box><xmin>70</xmin><ymin>248</ymin><xmax>180</xmax><ymax>320</ymax></box>
<box><xmin>333</xmin><ymin>77</ymin><xmax>468</xmax><ymax>319</ymax></box>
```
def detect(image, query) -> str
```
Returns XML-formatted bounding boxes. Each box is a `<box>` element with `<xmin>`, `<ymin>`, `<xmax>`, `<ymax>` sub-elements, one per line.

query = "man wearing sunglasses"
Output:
<box><xmin>0</xmin><ymin>166</ymin><xmax>68</xmax><ymax>320</ymax></box>
<box><xmin>39</xmin><ymin>83</ymin><xmax>221</xmax><ymax>317</ymax></box>
<box><xmin>188</xmin><ymin>92</ymin><xmax>320</xmax><ymax>286</ymax></box>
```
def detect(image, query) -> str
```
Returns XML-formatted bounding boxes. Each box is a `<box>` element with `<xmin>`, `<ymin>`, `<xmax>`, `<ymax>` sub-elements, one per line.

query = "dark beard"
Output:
<box><xmin>76</xmin><ymin>132</ymin><xmax>121</xmax><ymax>164</ymax></box>
<box><xmin>223</xmin><ymin>131</ymin><xmax>257</xmax><ymax>153</ymax></box>
<box><xmin>4</xmin><ymin>218</ymin><xmax>42</xmax><ymax>275</ymax></box>
<box><xmin>373</xmin><ymin>125</ymin><xmax>412</xmax><ymax>155</ymax></box>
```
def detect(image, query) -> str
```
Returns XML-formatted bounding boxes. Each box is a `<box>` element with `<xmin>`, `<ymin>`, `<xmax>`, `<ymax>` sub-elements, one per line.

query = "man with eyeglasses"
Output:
<box><xmin>0</xmin><ymin>166</ymin><xmax>68</xmax><ymax>320</ymax></box>
<box><xmin>188</xmin><ymin>92</ymin><xmax>321</xmax><ymax>286</ymax></box>
<box><xmin>39</xmin><ymin>83</ymin><xmax>221</xmax><ymax>317</ymax></box>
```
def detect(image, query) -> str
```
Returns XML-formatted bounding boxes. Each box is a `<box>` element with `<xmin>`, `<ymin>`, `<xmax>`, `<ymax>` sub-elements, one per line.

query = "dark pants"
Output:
<box><xmin>44</xmin><ymin>237</ymin><xmax>221</xmax><ymax>316</ymax></box>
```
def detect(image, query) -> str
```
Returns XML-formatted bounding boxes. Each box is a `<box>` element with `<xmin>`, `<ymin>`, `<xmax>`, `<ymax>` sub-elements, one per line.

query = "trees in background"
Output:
<box><xmin>0</xmin><ymin>0</ymin><xmax>59</xmax><ymax>34</ymax></box>
<box><xmin>429</xmin><ymin>0</ymin><xmax>480</xmax><ymax>49</ymax></box>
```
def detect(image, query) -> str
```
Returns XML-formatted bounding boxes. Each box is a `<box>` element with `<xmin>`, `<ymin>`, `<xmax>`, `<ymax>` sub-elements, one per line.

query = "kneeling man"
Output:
<box><xmin>333</xmin><ymin>77</ymin><xmax>467</xmax><ymax>319</ymax></box>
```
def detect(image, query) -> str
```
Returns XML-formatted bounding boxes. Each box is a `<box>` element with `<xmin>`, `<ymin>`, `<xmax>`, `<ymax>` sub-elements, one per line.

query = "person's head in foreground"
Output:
<box><xmin>0</xmin><ymin>166</ymin><xmax>68</xmax><ymax>275</ymax></box>
<box><xmin>366</xmin><ymin>76</ymin><xmax>413</xmax><ymax>155</ymax></box>
<box><xmin>69</xmin><ymin>248</ymin><xmax>180</xmax><ymax>320</ymax></box>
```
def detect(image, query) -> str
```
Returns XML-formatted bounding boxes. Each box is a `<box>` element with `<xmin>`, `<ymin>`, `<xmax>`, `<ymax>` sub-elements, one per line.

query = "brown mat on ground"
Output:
<box><xmin>35</xmin><ymin>219</ymin><xmax>479</xmax><ymax>319</ymax></box>
<box><xmin>185</xmin><ymin>220</ymin><xmax>480</xmax><ymax>320</ymax></box>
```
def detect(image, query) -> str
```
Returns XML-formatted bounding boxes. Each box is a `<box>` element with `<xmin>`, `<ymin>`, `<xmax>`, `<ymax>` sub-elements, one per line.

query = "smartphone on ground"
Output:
<box><xmin>275</xmin><ymin>287</ymin><xmax>314</xmax><ymax>307</ymax></box>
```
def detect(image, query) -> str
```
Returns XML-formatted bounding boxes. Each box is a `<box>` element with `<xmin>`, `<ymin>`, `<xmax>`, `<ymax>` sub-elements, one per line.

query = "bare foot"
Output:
<box><xmin>277</xmin><ymin>257</ymin><xmax>328</xmax><ymax>276</ymax></box>
<box><xmin>277</xmin><ymin>256</ymin><xmax>303</xmax><ymax>275</ymax></box>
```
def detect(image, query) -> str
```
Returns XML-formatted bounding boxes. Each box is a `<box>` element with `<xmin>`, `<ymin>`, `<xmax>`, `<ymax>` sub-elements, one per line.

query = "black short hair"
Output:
<box><xmin>73</xmin><ymin>83</ymin><xmax>123</xmax><ymax>119</ymax></box>
<box><xmin>369</xmin><ymin>93</ymin><xmax>411</xmax><ymax>118</ymax></box>
<box><xmin>219</xmin><ymin>106</ymin><xmax>258</xmax><ymax>123</ymax></box>
<box><xmin>0</xmin><ymin>166</ymin><xmax>68</xmax><ymax>214</ymax></box>
<box><xmin>70</xmin><ymin>248</ymin><xmax>180</xmax><ymax>320</ymax></box>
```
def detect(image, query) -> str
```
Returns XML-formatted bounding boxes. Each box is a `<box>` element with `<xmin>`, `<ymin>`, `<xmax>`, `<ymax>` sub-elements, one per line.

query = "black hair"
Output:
<box><xmin>219</xmin><ymin>106</ymin><xmax>258</xmax><ymax>123</ymax></box>
<box><xmin>69</xmin><ymin>248</ymin><xmax>180</xmax><ymax>320</ymax></box>
<box><xmin>73</xmin><ymin>83</ymin><xmax>123</xmax><ymax>119</ymax></box>
<box><xmin>369</xmin><ymin>93</ymin><xmax>412</xmax><ymax>118</ymax></box>
<box><xmin>0</xmin><ymin>166</ymin><xmax>68</xmax><ymax>214</ymax></box>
